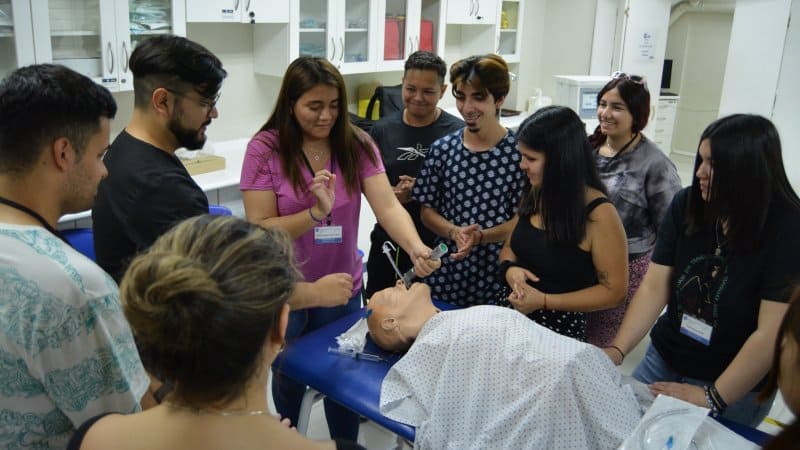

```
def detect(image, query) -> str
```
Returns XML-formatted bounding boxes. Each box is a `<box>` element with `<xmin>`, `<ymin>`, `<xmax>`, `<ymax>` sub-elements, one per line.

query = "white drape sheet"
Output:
<box><xmin>380</xmin><ymin>306</ymin><xmax>642</xmax><ymax>450</ymax></box>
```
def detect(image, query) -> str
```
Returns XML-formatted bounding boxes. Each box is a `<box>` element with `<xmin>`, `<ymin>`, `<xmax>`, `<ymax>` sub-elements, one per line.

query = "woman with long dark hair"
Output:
<box><xmin>498</xmin><ymin>105</ymin><xmax>629</xmax><ymax>341</ymax></box>
<box><xmin>586</xmin><ymin>73</ymin><xmax>682</xmax><ymax>347</ymax></box>
<box><xmin>240</xmin><ymin>57</ymin><xmax>439</xmax><ymax>441</ymax></box>
<box><xmin>605</xmin><ymin>114</ymin><xmax>800</xmax><ymax>427</ymax></box>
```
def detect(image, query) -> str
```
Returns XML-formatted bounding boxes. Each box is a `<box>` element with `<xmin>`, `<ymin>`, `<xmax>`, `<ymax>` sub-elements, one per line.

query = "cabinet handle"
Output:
<box><xmin>107</xmin><ymin>42</ymin><xmax>114</xmax><ymax>74</ymax></box>
<box><xmin>469</xmin><ymin>0</ymin><xmax>476</xmax><ymax>16</ymax></box>
<box><xmin>408</xmin><ymin>37</ymin><xmax>413</xmax><ymax>54</ymax></box>
<box><xmin>121</xmin><ymin>41</ymin><xmax>129</xmax><ymax>73</ymax></box>
<box><xmin>475</xmin><ymin>0</ymin><xmax>480</xmax><ymax>18</ymax></box>
<box><xmin>414</xmin><ymin>36</ymin><xmax>419</xmax><ymax>52</ymax></box>
<box><xmin>234</xmin><ymin>0</ymin><xmax>240</xmax><ymax>12</ymax></box>
<box><xmin>245</xmin><ymin>0</ymin><xmax>251</xmax><ymax>12</ymax></box>
<box><xmin>330</xmin><ymin>37</ymin><xmax>336</xmax><ymax>61</ymax></box>
<box><xmin>339</xmin><ymin>36</ymin><xmax>344</xmax><ymax>63</ymax></box>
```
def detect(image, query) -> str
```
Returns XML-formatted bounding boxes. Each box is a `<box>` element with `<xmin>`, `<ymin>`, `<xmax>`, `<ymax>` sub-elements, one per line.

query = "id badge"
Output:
<box><xmin>680</xmin><ymin>313</ymin><xmax>712</xmax><ymax>346</ymax></box>
<box><xmin>314</xmin><ymin>225</ymin><xmax>343</xmax><ymax>244</ymax></box>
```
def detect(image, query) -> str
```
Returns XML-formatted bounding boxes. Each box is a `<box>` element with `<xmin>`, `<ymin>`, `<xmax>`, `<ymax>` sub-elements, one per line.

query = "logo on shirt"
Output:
<box><xmin>397</xmin><ymin>144</ymin><xmax>429</xmax><ymax>160</ymax></box>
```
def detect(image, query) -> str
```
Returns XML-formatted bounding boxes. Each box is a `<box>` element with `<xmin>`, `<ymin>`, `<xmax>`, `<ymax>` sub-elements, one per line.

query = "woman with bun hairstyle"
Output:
<box><xmin>586</xmin><ymin>72</ymin><xmax>682</xmax><ymax>347</ymax></box>
<box><xmin>67</xmin><ymin>215</ymin><xmax>365</xmax><ymax>450</ymax></box>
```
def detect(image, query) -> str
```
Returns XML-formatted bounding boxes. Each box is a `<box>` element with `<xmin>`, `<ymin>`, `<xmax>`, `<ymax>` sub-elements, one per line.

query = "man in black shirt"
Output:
<box><xmin>365</xmin><ymin>51</ymin><xmax>464</xmax><ymax>298</ymax></box>
<box><xmin>92</xmin><ymin>35</ymin><xmax>227</xmax><ymax>281</ymax></box>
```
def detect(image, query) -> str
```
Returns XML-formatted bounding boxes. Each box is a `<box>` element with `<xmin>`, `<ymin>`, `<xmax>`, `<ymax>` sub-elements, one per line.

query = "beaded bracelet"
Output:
<box><xmin>704</xmin><ymin>385</ymin><xmax>721</xmax><ymax>414</ymax></box>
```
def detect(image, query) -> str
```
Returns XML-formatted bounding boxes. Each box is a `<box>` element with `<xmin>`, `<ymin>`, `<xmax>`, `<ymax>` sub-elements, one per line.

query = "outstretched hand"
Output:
<box><xmin>506</xmin><ymin>266</ymin><xmax>543</xmax><ymax>314</ymax></box>
<box><xmin>450</xmin><ymin>224</ymin><xmax>481</xmax><ymax>260</ymax></box>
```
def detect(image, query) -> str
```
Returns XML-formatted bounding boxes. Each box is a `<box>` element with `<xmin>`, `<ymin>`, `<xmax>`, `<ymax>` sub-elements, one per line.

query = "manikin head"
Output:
<box><xmin>366</xmin><ymin>282</ymin><xmax>438</xmax><ymax>352</ymax></box>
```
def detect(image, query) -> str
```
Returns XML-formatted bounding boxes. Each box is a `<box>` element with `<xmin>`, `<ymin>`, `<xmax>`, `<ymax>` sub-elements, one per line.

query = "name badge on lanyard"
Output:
<box><xmin>680</xmin><ymin>313</ymin><xmax>713</xmax><ymax>346</ymax></box>
<box><xmin>314</xmin><ymin>225</ymin><xmax>343</xmax><ymax>244</ymax></box>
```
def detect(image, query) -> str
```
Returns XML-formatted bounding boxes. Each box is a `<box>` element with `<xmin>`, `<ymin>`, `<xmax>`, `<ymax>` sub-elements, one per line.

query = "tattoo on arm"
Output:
<box><xmin>597</xmin><ymin>270</ymin><xmax>611</xmax><ymax>288</ymax></box>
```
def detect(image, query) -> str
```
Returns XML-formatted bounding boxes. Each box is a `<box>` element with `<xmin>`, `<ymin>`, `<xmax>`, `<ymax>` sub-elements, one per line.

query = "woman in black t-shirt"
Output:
<box><xmin>604</xmin><ymin>114</ymin><xmax>800</xmax><ymax>427</ymax></box>
<box><xmin>497</xmin><ymin>106</ymin><xmax>629</xmax><ymax>341</ymax></box>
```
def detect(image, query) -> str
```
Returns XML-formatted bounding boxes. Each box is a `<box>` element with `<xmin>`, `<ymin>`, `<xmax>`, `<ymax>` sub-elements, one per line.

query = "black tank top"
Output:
<box><xmin>508</xmin><ymin>197</ymin><xmax>611</xmax><ymax>340</ymax></box>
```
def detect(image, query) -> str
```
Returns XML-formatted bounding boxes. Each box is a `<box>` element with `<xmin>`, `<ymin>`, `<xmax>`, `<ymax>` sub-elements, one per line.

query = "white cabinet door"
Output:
<box><xmin>31</xmin><ymin>0</ymin><xmax>121</xmax><ymax>90</ymax></box>
<box><xmin>447</xmin><ymin>0</ymin><xmax>497</xmax><ymax>25</ymax></box>
<box><xmin>0</xmin><ymin>0</ymin><xmax>36</xmax><ymax>81</ymax></box>
<box><xmin>242</xmin><ymin>0</ymin><xmax>289</xmax><ymax>23</ymax></box>
<box><xmin>375</xmin><ymin>0</ymin><xmax>446</xmax><ymax>72</ymax></box>
<box><xmin>495</xmin><ymin>0</ymin><xmax>522</xmax><ymax>62</ymax></box>
<box><xmin>186</xmin><ymin>0</ymin><xmax>243</xmax><ymax>22</ymax></box>
<box><xmin>334</xmin><ymin>0</ymin><xmax>376</xmax><ymax>74</ymax></box>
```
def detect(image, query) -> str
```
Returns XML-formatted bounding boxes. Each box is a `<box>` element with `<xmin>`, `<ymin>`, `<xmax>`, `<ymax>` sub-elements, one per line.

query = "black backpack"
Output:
<box><xmin>350</xmin><ymin>84</ymin><xmax>403</xmax><ymax>133</ymax></box>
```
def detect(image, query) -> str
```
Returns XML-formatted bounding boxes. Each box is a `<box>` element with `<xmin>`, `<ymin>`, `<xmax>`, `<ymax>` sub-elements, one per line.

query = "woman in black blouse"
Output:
<box><xmin>498</xmin><ymin>106</ymin><xmax>629</xmax><ymax>341</ymax></box>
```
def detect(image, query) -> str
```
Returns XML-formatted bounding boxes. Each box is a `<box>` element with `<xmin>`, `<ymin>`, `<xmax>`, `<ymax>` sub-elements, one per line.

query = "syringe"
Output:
<box><xmin>327</xmin><ymin>346</ymin><xmax>384</xmax><ymax>362</ymax></box>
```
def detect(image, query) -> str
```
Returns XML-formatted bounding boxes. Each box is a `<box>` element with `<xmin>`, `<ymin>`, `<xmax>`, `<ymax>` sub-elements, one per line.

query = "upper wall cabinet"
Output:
<box><xmin>186</xmin><ymin>0</ymin><xmax>289</xmax><ymax>23</ymax></box>
<box><xmin>254</xmin><ymin>0</ymin><xmax>447</xmax><ymax>76</ymax></box>
<box><xmin>376</xmin><ymin>0</ymin><xmax>446</xmax><ymax>72</ymax></box>
<box><xmin>495</xmin><ymin>0</ymin><xmax>522</xmax><ymax>62</ymax></box>
<box><xmin>446</xmin><ymin>0</ymin><xmax>497</xmax><ymax>25</ymax></box>
<box><xmin>29</xmin><ymin>0</ymin><xmax>185</xmax><ymax>92</ymax></box>
<box><xmin>254</xmin><ymin>0</ymin><xmax>379</xmax><ymax>76</ymax></box>
<box><xmin>0</xmin><ymin>0</ymin><xmax>36</xmax><ymax>81</ymax></box>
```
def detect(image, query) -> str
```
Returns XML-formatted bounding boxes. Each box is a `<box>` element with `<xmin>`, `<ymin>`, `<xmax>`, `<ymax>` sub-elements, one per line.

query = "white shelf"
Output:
<box><xmin>345</xmin><ymin>28</ymin><xmax>368</xmax><ymax>32</ymax></box>
<box><xmin>499</xmin><ymin>28</ymin><xmax>517</xmax><ymax>32</ymax></box>
<box><xmin>299</xmin><ymin>28</ymin><xmax>326</xmax><ymax>32</ymax></box>
<box><xmin>50</xmin><ymin>30</ymin><xmax>100</xmax><ymax>37</ymax></box>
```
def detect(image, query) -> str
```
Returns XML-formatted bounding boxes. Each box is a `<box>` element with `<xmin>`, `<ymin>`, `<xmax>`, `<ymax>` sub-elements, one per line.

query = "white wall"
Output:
<box><xmin>772</xmin><ymin>0</ymin><xmax>800</xmax><ymax>191</ymax></box>
<box><xmin>536</xmin><ymin>0</ymin><xmax>597</xmax><ymax>99</ymax></box>
<box><xmin>666</xmin><ymin>11</ymin><xmax>732</xmax><ymax>155</ymax></box>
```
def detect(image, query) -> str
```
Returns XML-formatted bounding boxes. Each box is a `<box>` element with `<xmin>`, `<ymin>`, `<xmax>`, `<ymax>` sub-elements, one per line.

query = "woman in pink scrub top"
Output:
<box><xmin>240</xmin><ymin>56</ymin><xmax>439</xmax><ymax>442</ymax></box>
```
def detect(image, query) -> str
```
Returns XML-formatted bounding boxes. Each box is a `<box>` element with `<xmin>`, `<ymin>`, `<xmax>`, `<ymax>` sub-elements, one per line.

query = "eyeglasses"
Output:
<box><xmin>165</xmin><ymin>88</ymin><xmax>221</xmax><ymax>112</ymax></box>
<box><xmin>611</xmin><ymin>71</ymin><xmax>648</xmax><ymax>89</ymax></box>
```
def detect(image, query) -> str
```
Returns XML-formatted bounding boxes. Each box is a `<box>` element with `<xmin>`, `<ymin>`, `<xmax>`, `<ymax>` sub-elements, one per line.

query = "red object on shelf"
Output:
<box><xmin>384</xmin><ymin>18</ymin><xmax>404</xmax><ymax>60</ymax></box>
<box><xmin>419</xmin><ymin>19</ymin><xmax>433</xmax><ymax>52</ymax></box>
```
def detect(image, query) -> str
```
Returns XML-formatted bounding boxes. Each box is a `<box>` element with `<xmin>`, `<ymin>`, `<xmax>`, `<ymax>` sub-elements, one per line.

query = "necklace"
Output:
<box><xmin>304</xmin><ymin>147</ymin><xmax>326</xmax><ymax>161</ymax></box>
<box><xmin>711</xmin><ymin>218</ymin><xmax>726</xmax><ymax>278</ymax></box>
<box><xmin>164</xmin><ymin>401</ymin><xmax>271</xmax><ymax>417</ymax></box>
<box><xmin>604</xmin><ymin>132</ymin><xmax>639</xmax><ymax>158</ymax></box>
<box><xmin>0</xmin><ymin>195</ymin><xmax>68</xmax><ymax>244</ymax></box>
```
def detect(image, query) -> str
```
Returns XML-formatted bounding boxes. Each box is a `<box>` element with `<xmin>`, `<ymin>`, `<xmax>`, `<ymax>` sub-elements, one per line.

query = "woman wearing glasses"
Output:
<box><xmin>239</xmin><ymin>57</ymin><xmax>439</xmax><ymax>441</ymax></box>
<box><xmin>604</xmin><ymin>115</ymin><xmax>800</xmax><ymax>427</ymax></box>
<box><xmin>586</xmin><ymin>72</ymin><xmax>682</xmax><ymax>347</ymax></box>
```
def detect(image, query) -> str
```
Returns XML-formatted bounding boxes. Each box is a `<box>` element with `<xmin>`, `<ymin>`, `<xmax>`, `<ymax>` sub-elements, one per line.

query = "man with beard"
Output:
<box><xmin>92</xmin><ymin>35</ymin><xmax>227</xmax><ymax>282</ymax></box>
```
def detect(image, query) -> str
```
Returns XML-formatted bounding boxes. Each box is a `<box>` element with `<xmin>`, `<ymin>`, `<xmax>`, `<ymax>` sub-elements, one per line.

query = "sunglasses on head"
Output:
<box><xmin>612</xmin><ymin>71</ymin><xmax>648</xmax><ymax>89</ymax></box>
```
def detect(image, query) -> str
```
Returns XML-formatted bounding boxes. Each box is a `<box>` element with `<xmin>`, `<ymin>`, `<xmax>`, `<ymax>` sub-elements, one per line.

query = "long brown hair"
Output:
<box><xmin>257</xmin><ymin>57</ymin><xmax>376</xmax><ymax>194</ymax></box>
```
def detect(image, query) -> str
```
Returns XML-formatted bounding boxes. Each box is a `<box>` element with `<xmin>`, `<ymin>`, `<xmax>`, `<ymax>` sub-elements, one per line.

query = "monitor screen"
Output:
<box><xmin>662</xmin><ymin>59</ymin><xmax>673</xmax><ymax>90</ymax></box>
<box><xmin>579</xmin><ymin>89</ymin><xmax>600</xmax><ymax>119</ymax></box>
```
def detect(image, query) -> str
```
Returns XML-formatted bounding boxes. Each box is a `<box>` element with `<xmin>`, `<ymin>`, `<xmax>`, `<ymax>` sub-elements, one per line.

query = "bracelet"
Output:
<box><xmin>605</xmin><ymin>345</ymin><xmax>626</xmax><ymax>361</ymax></box>
<box><xmin>704</xmin><ymin>385</ymin><xmax>723</xmax><ymax>414</ymax></box>
<box><xmin>477</xmin><ymin>229</ymin><xmax>484</xmax><ymax>244</ymax></box>
<box><xmin>542</xmin><ymin>292</ymin><xmax>547</xmax><ymax>310</ymax></box>
<box><xmin>309</xmin><ymin>207</ymin><xmax>324</xmax><ymax>223</ymax></box>
<box><xmin>708</xmin><ymin>384</ymin><xmax>728</xmax><ymax>412</ymax></box>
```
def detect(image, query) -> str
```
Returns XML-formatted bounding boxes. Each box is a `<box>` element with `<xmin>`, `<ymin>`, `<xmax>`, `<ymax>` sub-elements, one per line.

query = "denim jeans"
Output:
<box><xmin>633</xmin><ymin>343</ymin><xmax>774</xmax><ymax>427</ymax></box>
<box><xmin>272</xmin><ymin>289</ymin><xmax>362</xmax><ymax>440</ymax></box>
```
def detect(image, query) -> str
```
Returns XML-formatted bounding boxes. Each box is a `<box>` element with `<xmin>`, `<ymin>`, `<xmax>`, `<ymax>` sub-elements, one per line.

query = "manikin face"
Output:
<box><xmin>402</xmin><ymin>69</ymin><xmax>446</xmax><ymax>122</ymax></box>
<box><xmin>454</xmin><ymin>80</ymin><xmax>503</xmax><ymax>133</ymax></box>
<box><xmin>696</xmin><ymin>139</ymin><xmax>715</xmax><ymax>202</ymax></box>
<box><xmin>597</xmin><ymin>87</ymin><xmax>634</xmax><ymax>139</ymax></box>
<box><xmin>168</xmin><ymin>88</ymin><xmax>219</xmax><ymax>150</ymax></box>
<box><xmin>367</xmin><ymin>282</ymin><xmax>432</xmax><ymax>351</ymax></box>
<box><xmin>292</xmin><ymin>83</ymin><xmax>339</xmax><ymax>142</ymax></box>
<box><xmin>62</xmin><ymin>117</ymin><xmax>111</xmax><ymax>214</ymax></box>
<box><xmin>518</xmin><ymin>142</ymin><xmax>546</xmax><ymax>189</ymax></box>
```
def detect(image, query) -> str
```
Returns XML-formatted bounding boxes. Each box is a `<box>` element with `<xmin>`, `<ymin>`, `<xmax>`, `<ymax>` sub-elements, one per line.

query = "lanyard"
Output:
<box><xmin>300</xmin><ymin>152</ymin><xmax>335</xmax><ymax>225</ymax></box>
<box><xmin>0</xmin><ymin>195</ymin><xmax>69</xmax><ymax>244</ymax></box>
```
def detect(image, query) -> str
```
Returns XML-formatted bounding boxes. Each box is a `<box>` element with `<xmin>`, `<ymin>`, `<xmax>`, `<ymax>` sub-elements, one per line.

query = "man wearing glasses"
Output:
<box><xmin>93</xmin><ymin>35</ymin><xmax>227</xmax><ymax>282</ymax></box>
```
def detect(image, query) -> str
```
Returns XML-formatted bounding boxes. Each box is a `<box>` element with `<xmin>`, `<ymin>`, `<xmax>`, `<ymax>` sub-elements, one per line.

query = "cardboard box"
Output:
<box><xmin>180</xmin><ymin>154</ymin><xmax>226</xmax><ymax>176</ymax></box>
